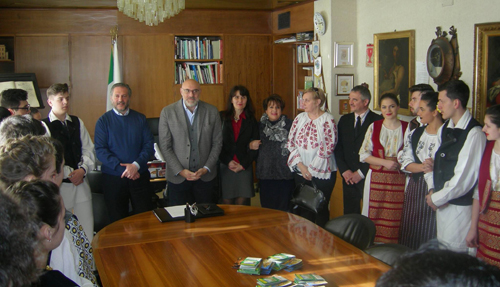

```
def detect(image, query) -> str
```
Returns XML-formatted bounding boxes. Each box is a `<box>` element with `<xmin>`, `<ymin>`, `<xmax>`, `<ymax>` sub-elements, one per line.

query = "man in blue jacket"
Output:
<box><xmin>95</xmin><ymin>83</ymin><xmax>154</xmax><ymax>223</ymax></box>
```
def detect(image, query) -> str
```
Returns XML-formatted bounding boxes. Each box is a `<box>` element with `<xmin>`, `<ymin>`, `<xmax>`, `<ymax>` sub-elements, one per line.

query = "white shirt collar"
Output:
<box><xmin>448</xmin><ymin>109</ymin><xmax>472</xmax><ymax>130</ymax></box>
<box><xmin>113</xmin><ymin>108</ymin><xmax>130</xmax><ymax>116</ymax></box>
<box><xmin>48</xmin><ymin>110</ymin><xmax>71</xmax><ymax>123</ymax></box>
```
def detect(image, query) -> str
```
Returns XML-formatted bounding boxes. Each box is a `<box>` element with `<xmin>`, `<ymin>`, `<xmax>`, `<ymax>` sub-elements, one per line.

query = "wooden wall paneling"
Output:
<box><xmin>15</xmin><ymin>35</ymin><xmax>70</xmax><ymax>88</ymax></box>
<box><xmin>0</xmin><ymin>9</ymin><xmax>117</xmax><ymax>35</ymax></box>
<box><xmin>117</xmin><ymin>10</ymin><xmax>271</xmax><ymax>35</ymax></box>
<box><xmin>223</xmin><ymin>35</ymin><xmax>272</xmax><ymax>118</ymax></box>
<box><xmin>272</xmin><ymin>42</ymin><xmax>295</xmax><ymax>120</ymax></box>
<box><xmin>272</xmin><ymin>0</ymin><xmax>314</xmax><ymax>35</ymax></box>
<box><xmin>123</xmin><ymin>34</ymin><xmax>173</xmax><ymax>118</ymax></box>
<box><xmin>70</xmin><ymin>35</ymin><xmax>113</xmax><ymax>139</ymax></box>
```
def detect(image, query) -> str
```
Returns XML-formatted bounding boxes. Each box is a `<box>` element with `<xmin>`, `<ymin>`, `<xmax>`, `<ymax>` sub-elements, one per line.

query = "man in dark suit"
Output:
<box><xmin>159</xmin><ymin>79</ymin><xmax>222</xmax><ymax>205</ymax></box>
<box><xmin>334</xmin><ymin>85</ymin><xmax>383</xmax><ymax>214</ymax></box>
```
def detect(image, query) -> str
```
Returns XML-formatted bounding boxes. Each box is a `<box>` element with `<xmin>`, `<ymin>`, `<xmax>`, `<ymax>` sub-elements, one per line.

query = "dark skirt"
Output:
<box><xmin>220</xmin><ymin>163</ymin><xmax>255</xmax><ymax>199</ymax></box>
<box><xmin>398</xmin><ymin>175</ymin><xmax>437</xmax><ymax>250</ymax></box>
<box><xmin>259</xmin><ymin>179</ymin><xmax>295</xmax><ymax>212</ymax></box>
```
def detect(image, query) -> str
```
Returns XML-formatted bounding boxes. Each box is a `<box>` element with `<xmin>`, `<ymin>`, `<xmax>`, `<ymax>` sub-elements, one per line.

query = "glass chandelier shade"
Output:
<box><xmin>117</xmin><ymin>0</ymin><xmax>185</xmax><ymax>26</ymax></box>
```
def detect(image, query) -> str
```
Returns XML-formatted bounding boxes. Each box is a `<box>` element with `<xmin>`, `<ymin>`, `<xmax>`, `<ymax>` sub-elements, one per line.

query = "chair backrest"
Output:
<box><xmin>324</xmin><ymin>214</ymin><xmax>376</xmax><ymax>250</ymax></box>
<box><xmin>87</xmin><ymin>170</ymin><xmax>111</xmax><ymax>233</ymax></box>
<box><xmin>364</xmin><ymin>243</ymin><xmax>414</xmax><ymax>266</ymax></box>
<box><xmin>146</xmin><ymin>117</ymin><xmax>160</xmax><ymax>144</ymax></box>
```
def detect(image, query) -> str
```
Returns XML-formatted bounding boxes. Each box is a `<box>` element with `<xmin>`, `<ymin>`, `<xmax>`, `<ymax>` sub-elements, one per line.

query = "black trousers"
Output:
<box><xmin>293</xmin><ymin>172</ymin><xmax>336</xmax><ymax>228</ymax></box>
<box><xmin>102</xmin><ymin>171</ymin><xmax>154</xmax><ymax>223</ymax></box>
<box><xmin>167</xmin><ymin>178</ymin><xmax>216</xmax><ymax>206</ymax></box>
<box><xmin>342</xmin><ymin>178</ymin><xmax>365</xmax><ymax>214</ymax></box>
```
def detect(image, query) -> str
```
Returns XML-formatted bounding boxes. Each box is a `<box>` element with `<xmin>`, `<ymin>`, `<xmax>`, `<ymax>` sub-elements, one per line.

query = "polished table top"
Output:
<box><xmin>93</xmin><ymin>205</ymin><xmax>390</xmax><ymax>286</ymax></box>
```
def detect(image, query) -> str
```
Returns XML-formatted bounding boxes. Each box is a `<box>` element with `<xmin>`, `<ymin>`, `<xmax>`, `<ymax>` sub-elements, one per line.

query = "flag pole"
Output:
<box><xmin>107</xmin><ymin>26</ymin><xmax>121</xmax><ymax>111</ymax></box>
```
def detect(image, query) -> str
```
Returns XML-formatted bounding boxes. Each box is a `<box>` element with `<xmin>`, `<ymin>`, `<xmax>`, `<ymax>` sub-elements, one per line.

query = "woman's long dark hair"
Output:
<box><xmin>221</xmin><ymin>85</ymin><xmax>255</xmax><ymax>120</ymax></box>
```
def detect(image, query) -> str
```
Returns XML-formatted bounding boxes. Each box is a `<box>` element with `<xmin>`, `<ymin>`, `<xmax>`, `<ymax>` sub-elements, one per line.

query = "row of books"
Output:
<box><xmin>297</xmin><ymin>44</ymin><xmax>313</xmax><ymax>64</ymax></box>
<box><xmin>256</xmin><ymin>274</ymin><xmax>327</xmax><ymax>287</ymax></box>
<box><xmin>175</xmin><ymin>62</ymin><xmax>223</xmax><ymax>84</ymax></box>
<box><xmin>174</xmin><ymin>37</ymin><xmax>223</xmax><ymax>60</ymax></box>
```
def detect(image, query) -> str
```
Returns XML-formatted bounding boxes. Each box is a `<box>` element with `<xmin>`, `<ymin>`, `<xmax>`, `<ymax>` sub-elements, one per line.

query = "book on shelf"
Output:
<box><xmin>304</xmin><ymin>76</ymin><xmax>313</xmax><ymax>89</ymax></box>
<box><xmin>274</xmin><ymin>36</ymin><xmax>296</xmax><ymax>44</ymax></box>
<box><xmin>297</xmin><ymin>91</ymin><xmax>305</xmax><ymax>109</ymax></box>
<box><xmin>175</xmin><ymin>62</ymin><xmax>221</xmax><ymax>84</ymax></box>
<box><xmin>297</xmin><ymin>44</ymin><xmax>312</xmax><ymax>63</ymax></box>
<box><xmin>175</xmin><ymin>36</ymin><xmax>222</xmax><ymax>60</ymax></box>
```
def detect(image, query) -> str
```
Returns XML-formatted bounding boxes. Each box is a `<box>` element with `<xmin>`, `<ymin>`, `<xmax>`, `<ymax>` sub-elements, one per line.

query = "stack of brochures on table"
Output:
<box><xmin>269</xmin><ymin>253</ymin><xmax>296</xmax><ymax>271</ymax></box>
<box><xmin>256</xmin><ymin>275</ymin><xmax>292</xmax><ymax>286</ymax></box>
<box><xmin>260</xmin><ymin>259</ymin><xmax>275</xmax><ymax>275</ymax></box>
<box><xmin>293</xmin><ymin>274</ymin><xmax>327</xmax><ymax>286</ymax></box>
<box><xmin>237</xmin><ymin>257</ymin><xmax>262</xmax><ymax>275</ymax></box>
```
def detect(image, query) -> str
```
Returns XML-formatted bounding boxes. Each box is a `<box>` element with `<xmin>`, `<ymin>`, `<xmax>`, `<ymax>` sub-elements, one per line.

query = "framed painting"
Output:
<box><xmin>339</xmin><ymin>99</ymin><xmax>350</xmax><ymax>115</ymax></box>
<box><xmin>334</xmin><ymin>42</ymin><xmax>354</xmax><ymax>67</ymax></box>
<box><xmin>373</xmin><ymin>30</ymin><xmax>415</xmax><ymax>116</ymax></box>
<box><xmin>473</xmin><ymin>22</ymin><xmax>500</xmax><ymax>124</ymax></box>
<box><xmin>336</xmin><ymin>74</ymin><xmax>354</xmax><ymax>96</ymax></box>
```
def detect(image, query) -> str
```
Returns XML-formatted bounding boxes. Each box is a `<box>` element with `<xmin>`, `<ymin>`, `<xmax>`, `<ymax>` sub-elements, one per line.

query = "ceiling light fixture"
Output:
<box><xmin>117</xmin><ymin>0</ymin><xmax>185</xmax><ymax>26</ymax></box>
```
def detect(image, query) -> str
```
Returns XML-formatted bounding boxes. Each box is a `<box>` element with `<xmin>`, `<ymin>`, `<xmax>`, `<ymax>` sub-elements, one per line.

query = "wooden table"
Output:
<box><xmin>93</xmin><ymin>205</ymin><xmax>390</xmax><ymax>286</ymax></box>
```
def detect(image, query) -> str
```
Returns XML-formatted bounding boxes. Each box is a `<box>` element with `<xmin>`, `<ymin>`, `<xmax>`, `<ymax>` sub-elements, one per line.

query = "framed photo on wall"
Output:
<box><xmin>339</xmin><ymin>99</ymin><xmax>350</xmax><ymax>115</ymax></box>
<box><xmin>473</xmin><ymin>22</ymin><xmax>500</xmax><ymax>124</ymax></box>
<box><xmin>373</xmin><ymin>30</ymin><xmax>415</xmax><ymax>116</ymax></box>
<box><xmin>334</xmin><ymin>42</ymin><xmax>354</xmax><ymax>67</ymax></box>
<box><xmin>336</xmin><ymin>74</ymin><xmax>354</xmax><ymax>96</ymax></box>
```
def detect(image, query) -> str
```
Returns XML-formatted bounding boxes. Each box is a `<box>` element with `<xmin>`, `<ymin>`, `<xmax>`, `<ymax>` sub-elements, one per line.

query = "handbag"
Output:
<box><xmin>290</xmin><ymin>180</ymin><xmax>326</xmax><ymax>214</ymax></box>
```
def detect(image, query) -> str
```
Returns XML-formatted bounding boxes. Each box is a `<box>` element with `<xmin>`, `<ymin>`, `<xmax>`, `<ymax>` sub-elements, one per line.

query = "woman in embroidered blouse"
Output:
<box><xmin>250</xmin><ymin>94</ymin><xmax>294</xmax><ymax>211</ymax></box>
<box><xmin>287</xmin><ymin>87</ymin><xmax>337</xmax><ymax>227</ymax></box>
<box><xmin>398</xmin><ymin>92</ymin><xmax>443</xmax><ymax>249</ymax></box>
<box><xmin>359</xmin><ymin>93</ymin><xmax>407</xmax><ymax>243</ymax></box>
<box><xmin>466</xmin><ymin>104</ymin><xmax>500</xmax><ymax>267</ymax></box>
<box><xmin>219</xmin><ymin>85</ymin><xmax>259</xmax><ymax>205</ymax></box>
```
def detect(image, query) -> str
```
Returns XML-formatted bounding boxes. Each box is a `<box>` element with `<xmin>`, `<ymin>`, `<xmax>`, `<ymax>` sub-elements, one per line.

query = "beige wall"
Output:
<box><xmin>319</xmin><ymin>0</ymin><xmax>499</xmax><ymax>122</ymax></box>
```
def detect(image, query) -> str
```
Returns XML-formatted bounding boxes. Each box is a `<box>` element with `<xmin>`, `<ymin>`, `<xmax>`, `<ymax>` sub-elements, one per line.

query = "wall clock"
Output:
<box><xmin>314</xmin><ymin>12</ymin><xmax>325</xmax><ymax>36</ymax></box>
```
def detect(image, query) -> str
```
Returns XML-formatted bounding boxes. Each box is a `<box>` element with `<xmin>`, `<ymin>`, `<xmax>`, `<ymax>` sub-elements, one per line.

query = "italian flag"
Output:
<box><xmin>107</xmin><ymin>41</ymin><xmax>122</xmax><ymax>111</ymax></box>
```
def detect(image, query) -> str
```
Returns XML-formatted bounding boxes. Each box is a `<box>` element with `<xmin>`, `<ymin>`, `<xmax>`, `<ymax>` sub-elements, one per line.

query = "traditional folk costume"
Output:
<box><xmin>432</xmin><ymin>110</ymin><xmax>485</xmax><ymax>252</ymax></box>
<box><xmin>287</xmin><ymin>112</ymin><xmax>338</xmax><ymax>227</ymax></box>
<box><xmin>398</xmin><ymin>125</ymin><xmax>441</xmax><ymax>249</ymax></box>
<box><xmin>360</xmin><ymin>119</ymin><xmax>407</xmax><ymax>243</ymax></box>
<box><xmin>476</xmin><ymin>141</ymin><xmax>500</xmax><ymax>267</ymax></box>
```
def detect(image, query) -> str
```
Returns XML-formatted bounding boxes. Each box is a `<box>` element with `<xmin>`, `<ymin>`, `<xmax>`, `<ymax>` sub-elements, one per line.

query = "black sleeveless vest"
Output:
<box><xmin>433</xmin><ymin>117</ymin><xmax>482</xmax><ymax>206</ymax></box>
<box><xmin>43</xmin><ymin>115</ymin><xmax>82</xmax><ymax>170</ymax></box>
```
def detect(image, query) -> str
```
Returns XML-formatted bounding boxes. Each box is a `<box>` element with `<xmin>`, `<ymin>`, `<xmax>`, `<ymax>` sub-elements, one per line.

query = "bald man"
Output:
<box><xmin>159</xmin><ymin>79</ymin><xmax>222</xmax><ymax>205</ymax></box>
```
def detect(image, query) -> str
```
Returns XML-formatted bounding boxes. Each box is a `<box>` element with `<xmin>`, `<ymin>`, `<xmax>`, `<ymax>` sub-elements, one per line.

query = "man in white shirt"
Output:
<box><xmin>426</xmin><ymin>80</ymin><xmax>486</xmax><ymax>252</ymax></box>
<box><xmin>43</xmin><ymin>83</ymin><xmax>95</xmax><ymax>240</ymax></box>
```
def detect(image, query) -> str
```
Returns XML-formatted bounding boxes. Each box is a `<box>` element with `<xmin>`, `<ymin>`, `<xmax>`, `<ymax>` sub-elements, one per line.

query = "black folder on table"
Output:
<box><xmin>153</xmin><ymin>204</ymin><xmax>224</xmax><ymax>223</ymax></box>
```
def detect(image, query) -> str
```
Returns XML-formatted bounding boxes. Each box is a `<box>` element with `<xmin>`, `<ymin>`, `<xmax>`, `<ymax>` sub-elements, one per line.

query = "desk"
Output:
<box><xmin>93</xmin><ymin>205</ymin><xmax>389</xmax><ymax>286</ymax></box>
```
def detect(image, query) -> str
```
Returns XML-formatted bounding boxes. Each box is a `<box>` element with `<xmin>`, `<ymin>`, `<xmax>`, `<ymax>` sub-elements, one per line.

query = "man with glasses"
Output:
<box><xmin>159</xmin><ymin>79</ymin><xmax>222</xmax><ymax>205</ymax></box>
<box><xmin>94</xmin><ymin>83</ymin><xmax>155</xmax><ymax>223</ymax></box>
<box><xmin>0</xmin><ymin>89</ymin><xmax>31</xmax><ymax>116</ymax></box>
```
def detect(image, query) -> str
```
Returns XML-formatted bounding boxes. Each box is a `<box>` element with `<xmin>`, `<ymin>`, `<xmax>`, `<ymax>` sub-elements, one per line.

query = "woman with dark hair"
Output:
<box><xmin>467</xmin><ymin>104</ymin><xmax>500</xmax><ymax>267</ymax></box>
<box><xmin>360</xmin><ymin>93</ymin><xmax>408</xmax><ymax>243</ymax></box>
<box><xmin>251</xmin><ymin>94</ymin><xmax>294</xmax><ymax>211</ymax></box>
<box><xmin>0</xmin><ymin>191</ymin><xmax>40</xmax><ymax>287</ymax></box>
<box><xmin>398</xmin><ymin>92</ymin><xmax>443</xmax><ymax>249</ymax></box>
<box><xmin>6</xmin><ymin>180</ymin><xmax>80</xmax><ymax>287</ymax></box>
<box><xmin>219</xmin><ymin>85</ymin><xmax>259</xmax><ymax>205</ymax></box>
<box><xmin>287</xmin><ymin>87</ymin><xmax>337</xmax><ymax>227</ymax></box>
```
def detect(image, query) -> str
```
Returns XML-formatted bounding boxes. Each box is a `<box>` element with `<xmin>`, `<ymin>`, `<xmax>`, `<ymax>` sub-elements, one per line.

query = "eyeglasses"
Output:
<box><xmin>182</xmin><ymin>89</ymin><xmax>200</xmax><ymax>95</ymax></box>
<box><xmin>15</xmin><ymin>104</ymin><xmax>31</xmax><ymax>111</ymax></box>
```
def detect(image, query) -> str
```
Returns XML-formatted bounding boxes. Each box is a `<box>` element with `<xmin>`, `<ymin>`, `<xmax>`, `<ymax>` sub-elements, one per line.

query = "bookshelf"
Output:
<box><xmin>273</xmin><ymin>34</ymin><xmax>313</xmax><ymax>117</ymax></box>
<box><xmin>174</xmin><ymin>35</ymin><xmax>223</xmax><ymax>85</ymax></box>
<box><xmin>0</xmin><ymin>36</ymin><xmax>15</xmax><ymax>73</ymax></box>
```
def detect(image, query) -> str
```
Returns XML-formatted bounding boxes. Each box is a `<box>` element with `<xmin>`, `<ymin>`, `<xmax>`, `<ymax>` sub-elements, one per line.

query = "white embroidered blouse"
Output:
<box><xmin>287</xmin><ymin>112</ymin><xmax>338</xmax><ymax>179</ymax></box>
<box><xmin>359</xmin><ymin>122</ymin><xmax>404</xmax><ymax>162</ymax></box>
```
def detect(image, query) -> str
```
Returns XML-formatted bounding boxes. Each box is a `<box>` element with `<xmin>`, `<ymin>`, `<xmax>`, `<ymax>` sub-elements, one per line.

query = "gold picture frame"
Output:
<box><xmin>473</xmin><ymin>22</ymin><xmax>500</xmax><ymax>124</ymax></box>
<box><xmin>373</xmin><ymin>30</ymin><xmax>415</xmax><ymax>116</ymax></box>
